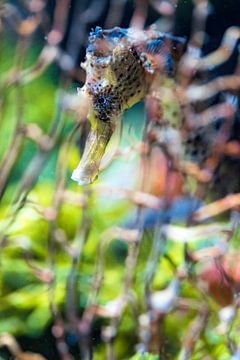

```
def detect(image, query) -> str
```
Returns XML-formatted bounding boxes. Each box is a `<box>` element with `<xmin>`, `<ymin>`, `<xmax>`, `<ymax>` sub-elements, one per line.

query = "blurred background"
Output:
<box><xmin>0</xmin><ymin>0</ymin><xmax>240</xmax><ymax>359</ymax></box>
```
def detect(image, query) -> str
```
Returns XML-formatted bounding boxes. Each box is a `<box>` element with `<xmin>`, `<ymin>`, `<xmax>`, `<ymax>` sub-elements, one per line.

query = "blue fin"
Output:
<box><xmin>145</xmin><ymin>39</ymin><xmax>164</xmax><ymax>54</ymax></box>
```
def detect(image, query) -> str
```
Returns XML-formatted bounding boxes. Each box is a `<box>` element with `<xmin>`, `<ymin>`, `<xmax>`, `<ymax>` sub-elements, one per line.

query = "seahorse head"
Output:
<box><xmin>85</xmin><ymin>27</ymin><xmax>148</xmax><ymax>122</ymax></box>
<box><xmin>72</xmin><ymin>26</ymin><xmax>185</xmax><ymax>185</ymax></box>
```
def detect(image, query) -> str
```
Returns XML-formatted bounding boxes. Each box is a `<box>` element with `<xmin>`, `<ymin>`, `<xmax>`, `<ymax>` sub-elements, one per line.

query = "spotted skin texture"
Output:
<box><xmin>83</xmin><ymin>26</ymin><xmax>185</xmax><ymax>126</ymax></box>
<box><xmin>71</xmin><ymin>27</ymin><xmax>185</xmax><ymax>185</ymax></box>
<box><xmin>185</xmin><ymin>121</ymin><xmax>225</xmax><ymax>164</ymax></box>
<box><xmin>88</xmin><ymin>46</ymin><xmax>146</xmax><ymax>123</ymax></box>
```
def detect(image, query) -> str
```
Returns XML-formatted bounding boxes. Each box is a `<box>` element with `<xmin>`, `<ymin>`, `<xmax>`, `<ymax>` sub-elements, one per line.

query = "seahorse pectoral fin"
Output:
<box><xmin>71</xmin><ymin>119</ymin><xmax>113</xmax><ymax>185</ymax></box>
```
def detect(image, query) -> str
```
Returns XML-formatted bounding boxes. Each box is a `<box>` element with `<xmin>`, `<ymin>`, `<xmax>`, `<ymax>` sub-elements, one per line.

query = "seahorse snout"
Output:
<box><xmin>71</xmin><ymin>117</ymin><xmax>113</xmax><ymax>185</ymax></box>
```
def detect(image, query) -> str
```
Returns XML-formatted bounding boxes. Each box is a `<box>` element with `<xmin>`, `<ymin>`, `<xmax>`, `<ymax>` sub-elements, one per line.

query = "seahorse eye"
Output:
<box><xmin>96</xmin><ymin>95</ymin><xmax>111</xmax><ymax>110</ymax></box>
<box><xmin>98</xmin><ymin>96</ymin><xmax>106</xmax><ymax>104</ymax></box>
<box><xmin>93</xmin><ymin>93</ymin><xmax>115</xmax><ymax>122</ymax></box>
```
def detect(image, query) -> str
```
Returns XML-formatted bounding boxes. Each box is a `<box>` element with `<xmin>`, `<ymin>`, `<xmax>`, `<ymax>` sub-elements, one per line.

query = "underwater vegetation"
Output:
<box><xmin>0</xmin><ymin>0</ymin><xmax>240</xmax><ymax>359</ymax></box>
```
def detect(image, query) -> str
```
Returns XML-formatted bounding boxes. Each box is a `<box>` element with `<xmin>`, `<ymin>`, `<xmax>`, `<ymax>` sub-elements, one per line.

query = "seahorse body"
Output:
<box><xmin>72</xmin><ymin>26</ymin><xmax>184</xmax><ymax>185</ymax></box>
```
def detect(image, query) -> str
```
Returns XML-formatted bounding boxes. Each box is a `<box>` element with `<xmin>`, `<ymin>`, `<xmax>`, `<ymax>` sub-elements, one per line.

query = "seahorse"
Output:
<box><xmin>71</xmin><ymin>26</ymin><xmax>185</xmax><ymax>185</ymax></box>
